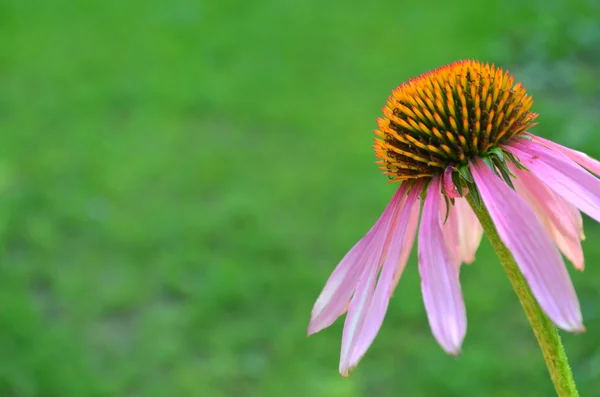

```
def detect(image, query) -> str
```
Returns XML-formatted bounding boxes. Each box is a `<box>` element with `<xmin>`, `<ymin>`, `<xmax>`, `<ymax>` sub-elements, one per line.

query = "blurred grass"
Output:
<box><xmin>1</xmin><ymin>0</ymin><xmax>600</xmax><ymax>396</ymax></box>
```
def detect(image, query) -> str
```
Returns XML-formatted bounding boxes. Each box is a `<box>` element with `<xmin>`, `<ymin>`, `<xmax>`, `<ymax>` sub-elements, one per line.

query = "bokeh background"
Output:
<box><xmin>2</xmin><ymin>0</ymin><xmax>600</xmax><ymax>396</ymax></box>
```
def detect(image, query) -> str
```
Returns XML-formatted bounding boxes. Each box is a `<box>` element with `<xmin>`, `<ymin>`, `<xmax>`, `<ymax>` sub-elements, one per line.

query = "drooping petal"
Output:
<box><xmin>470</xmin><ymin>158</ymin><xmax>583</xmax><ymax>332</ymax></box>
<box><xmin>338</xmin><ymin>255</ymin><xmax>380</xmax><ymax>376</ymax></box>
<box><xmin>418</xmin><ymin>176</ymin><xmax>467</xmax><ymax>354</ymax></box>
<box><xmin>392</xmin><ymin>200</ymin><xmax>420</xmax><ymax>292</ymax></box>
<box><xmin>340</xmin><ymin>181</ymin><xmax>423</xmax><ymax>375</ymax></box>
<box><xmin>527</xmin><ymin>133</ymin><xmax>600</xmax><ymax>176</ymax></box>
<box><xmin>442</xmin><ymin>166</ymin><xmax>461</xmax><ymax>198</ymax></box>
<box><xmin>568</xmin><ymin>201</ymin><xmax>586</xmax><ymax>240</ymax></box>
<box><xmin>441</xmin><ymin>197</ymin><xmax>460</xmax><ymax>266</ymax></box>
<box><xmin>510</xmin><ymin>166</ymin><xmax>584</xmax><ymax>270</ymax></box>
<box><xmin>551</xmin><ymin>226</ymin><xmax>585</xmax><ymax>271</ymax></box>
<box><xmin>308</xmin><ymin>185</ymin><xmax>407</xmax><ymax>335</ymax></box>
<box><xmin>507</xmin><ymin>138</ymin><xmax>600</xmax><ymax>224</ymax></box>
<box><xmin>443</xmin><ymin>197</ymin><xmax>483</xmax><ymax>266</ymax></box>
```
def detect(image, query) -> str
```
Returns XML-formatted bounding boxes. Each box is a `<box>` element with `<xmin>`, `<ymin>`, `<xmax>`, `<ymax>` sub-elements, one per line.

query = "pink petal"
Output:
<box><xmin>340</xmin><ymin>181</ymin><xmax>423</xmax><ymax>375</ymax></box>
<box><xmin>470</xmin><ymin>158</ymin><xmax>583</xmax><ymax>332</ymax></box>
<box><xmin>338</xmin><ymin>255</ymin><xmax>380</xmax><ymax>377</ymax></box>
<box><xmin>442</xmin><ymin>166</ymin><xmax>461</xmax><ymax>198</ymax></box>
<box><xmin>441</xmin><ymin>197</ymin><xmax>460</xmax><ymax>266</ymax></box>
<box><xmin>569</xmin><ymin>202</ymin><xmax>585</xmax><ymax>240</ymax></box>
<box><xmin>308</xmin><ymin>185</ymin><xmax>407</xmax><ymax>335</ymax></box>
<box><xmin>443</xmin><ymin>197</ymin><xmax>483</xmax><ymax>266</ymax></box>
<box><xmin>510</xmin><ymin>166</ymin><xmax>584</xmax><ymax>270</ymax></box>
<box><xmin>527</xmin><ymin>133</ymin><xmax>600</xmax><ymax>176</ymax></box>
<box><xmin>391</xmin><ymin>201</ymin><xmax>420</xmax><ymax>292</ymax></box>
<box><xmin>507</xmin><ymin>138</ymin><xmax>600</xmax><ymax>224</ymax></box>
<box><xmin>418</xmin><ymin>176</ymin><xmax>466</xmax><ymax>354</ymax></box>
<box><xmin>455</xmin><ymin>198</ymin><xmax>483</xmax><ymax>264</ymax></box>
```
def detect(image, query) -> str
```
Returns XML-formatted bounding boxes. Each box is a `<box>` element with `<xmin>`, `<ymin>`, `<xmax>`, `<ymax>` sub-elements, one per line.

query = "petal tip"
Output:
<box><xmin>557</xmin><ymin>319</ymin><xmax>585</xmax><ymax>334</ymax></box>
<box><xmin>307</xmin><ymin>316</ymin><xmax>327</xmax><ymax>336</ymax></box>
<box><xmin>444</xmin><ymin>343</ymin><xmax>463</xmax><ymax>357</ymax></box>
<box><xmin>463</xmin><ymin>255</ymin><xmax>476</xmax><ymax>264</ymax></box>
<box><xmin>450</xmin><ymin>349</ymin><xmax>462</xmax><ymax>357</ymax></box>
<box><xmin>339</xmin><ymin>364</ymin><xmax>355</xmax><ymax>378</ymax></box>
<box><xmin>437</xmin><ymin>331</ymin><xmax>465</xmax><ymax>357</ymax></box>
<box><xmin>573</xmin><ymin>257</ymin><xmax>585</xmax><ymax>272</ymax></box>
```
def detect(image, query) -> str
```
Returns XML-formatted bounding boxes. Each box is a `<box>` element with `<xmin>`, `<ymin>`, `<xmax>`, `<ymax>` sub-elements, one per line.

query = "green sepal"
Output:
<box><xmin>467</xmin><ymin>185</ymin><xmax>483</xmax><ymax>209</ymax></box>
<box><xmin>505</xmin><ymin>151</ymin><xmax>530</xmax><ymax>171</ymax></box>
<box><xmin>452</xmin><ymin>171</ymin><xmax>465</xmax><ymax>196</ymax></box>
<box><xmin>488</xmin><ymin>147</ymin><xmax>505</xmax><ymax>162</ymax></box>
<box><xmin>458</xmin><ymin>164</ymin><xmax>473</xmax><ymax>183</ymax></box>
<box><xmin>492</xmin><ymin>156</ymin><xmax>516</xmax><ymax>190</ymax></box>
<box><xmin>519</xmin><ymin>134</ymin><xmax>533</xmax><ymax>141</ymax></box>
<box><xmin>442</xmin><ymin>194</ymin><xmax>452</xmax><ymax>224</ymax></box>
<box><xmin>481</xmin><ymin>155</ymin><xmax>495</xmax><ymax>171</ymax></box>
<box><xmin>419</xmin><ymin>178</ymin><xmax>431</xmax><ymax>202</ymax></box>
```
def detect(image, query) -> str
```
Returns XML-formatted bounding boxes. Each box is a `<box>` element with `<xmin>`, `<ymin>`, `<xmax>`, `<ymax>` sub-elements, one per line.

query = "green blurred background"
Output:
<box><xmin>1</xmin><ymin>0</ymin><xmax>600</xmax><ymax>396</ymax></box>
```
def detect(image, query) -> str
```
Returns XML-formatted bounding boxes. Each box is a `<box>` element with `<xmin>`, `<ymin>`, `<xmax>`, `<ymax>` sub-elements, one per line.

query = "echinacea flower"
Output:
<box><xmin>308</xmin><ymin>60</ymin><xmax>599</xmax><ymax>377</ymax></box>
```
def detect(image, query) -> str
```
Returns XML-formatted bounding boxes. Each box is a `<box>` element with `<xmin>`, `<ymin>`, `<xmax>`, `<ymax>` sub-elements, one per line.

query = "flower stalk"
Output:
<box><xmin>466</xmin><ymin>193</ymin><xmax>580</xmax><ymax>397</ymax></box>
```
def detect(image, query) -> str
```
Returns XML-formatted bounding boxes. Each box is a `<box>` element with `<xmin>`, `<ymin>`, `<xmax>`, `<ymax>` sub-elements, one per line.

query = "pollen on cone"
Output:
<box><xmin>375</xmin><ymin>60</ymin><xmax>538</xmax><ymax>182</ymax></box>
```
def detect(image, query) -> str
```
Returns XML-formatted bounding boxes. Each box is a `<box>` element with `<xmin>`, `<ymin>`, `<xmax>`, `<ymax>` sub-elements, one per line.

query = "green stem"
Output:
<box><xmin>466</xmin><ymin>194</ymin><xmax>579</xmax><ymax>397</ymax></box>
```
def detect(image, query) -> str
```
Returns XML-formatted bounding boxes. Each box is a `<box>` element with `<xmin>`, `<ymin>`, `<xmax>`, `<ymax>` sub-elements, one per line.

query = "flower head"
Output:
<box><xmin>374</xmin><ymin>60</ymin><xmax>538</xmax><ymax>181</ymax></box>
<box><xmin>308</xmin><ymin>60</ymin><xmax>600</xmax><ymax>376</ymax></box>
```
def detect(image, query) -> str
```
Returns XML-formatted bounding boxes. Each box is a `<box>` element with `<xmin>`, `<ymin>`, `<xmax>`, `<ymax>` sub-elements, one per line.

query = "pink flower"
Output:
<box><xmin>308</xmin><ymin>60</ymin><xmax>596</xmax><ymax>376</ymax></box>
